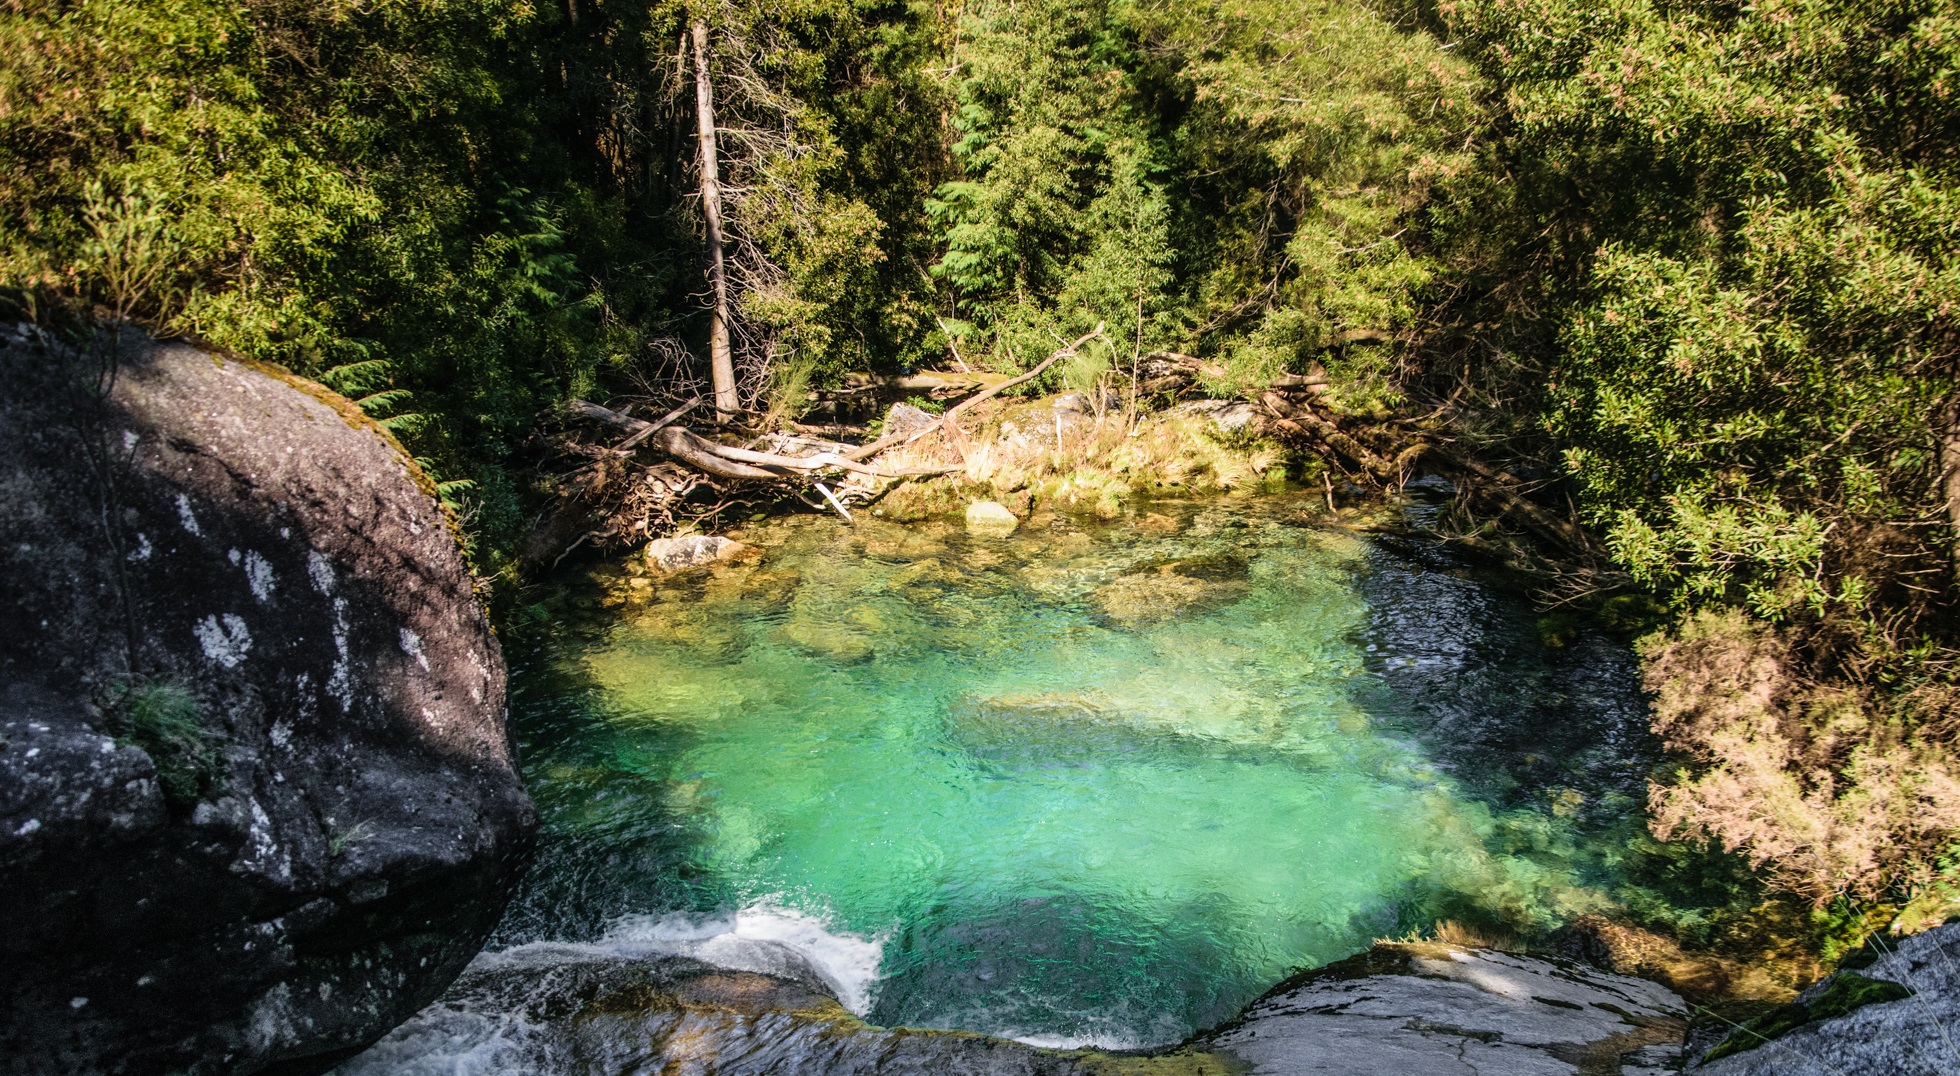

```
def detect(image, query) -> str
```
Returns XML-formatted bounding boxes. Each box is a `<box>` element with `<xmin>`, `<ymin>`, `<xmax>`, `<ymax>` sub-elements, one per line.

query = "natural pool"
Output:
<box><xmin>446</xmin><ymin>490</ymin><xmax>1674</xmax><ymax>1053</ymax></box>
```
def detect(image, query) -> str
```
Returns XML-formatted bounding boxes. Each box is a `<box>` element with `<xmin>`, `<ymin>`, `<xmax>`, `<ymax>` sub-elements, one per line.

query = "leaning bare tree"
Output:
<box><xmin>677</xmin><ymin>10</ymin><xmax>830</xmax><ymax>419</ymax></box>
<box><xmin>690</xmin><ymin>19</ymin><xmax>738</xmax><ymax>420</ymax></box>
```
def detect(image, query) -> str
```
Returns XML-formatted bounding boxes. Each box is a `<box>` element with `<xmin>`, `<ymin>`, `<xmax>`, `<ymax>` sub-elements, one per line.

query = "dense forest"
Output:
<box><xmin>5</xmin><ymin>0</ymin><xmax>1958</xmax><ymax>933</ymax></box>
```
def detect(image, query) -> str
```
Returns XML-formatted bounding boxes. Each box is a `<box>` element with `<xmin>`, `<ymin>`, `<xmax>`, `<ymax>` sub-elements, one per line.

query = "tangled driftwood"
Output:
<box><xmin>545</xmin><ymin>319</ymin><xmax>1604</xmax><ymax>586</ymax></box>
<box><xmin>541</xmin><ymin>326</ymin><xmax>1109</xmax><ymax>555</ymax></box>
<box><xmin>1257</xmin><ymin>381</ymin><xmax>1608</xmax><ymax>573</ymax></box>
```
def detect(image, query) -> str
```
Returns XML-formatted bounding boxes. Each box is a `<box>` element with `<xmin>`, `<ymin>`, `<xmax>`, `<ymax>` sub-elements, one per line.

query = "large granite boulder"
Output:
<box><xmin>1692</xmin><ymin>921</ymin><xmax>1960</xmax><ymax>1075</ymax></box>
<box><xmin>339</xmin><ymin>944</ymin><xmax>1240</xmax><ymax>1076</ymax></box>
<box><xmin>0</xmin><ymin>325</ymin><xmax>535</xmax><ymax>1075</ymax></box>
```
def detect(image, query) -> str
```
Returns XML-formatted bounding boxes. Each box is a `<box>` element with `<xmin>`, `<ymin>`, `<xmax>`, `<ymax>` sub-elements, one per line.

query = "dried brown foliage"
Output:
<box><xmin>1644</xmin><ymin>610</ymin><xmax>1960</xmax><ymax>902</ymax></box>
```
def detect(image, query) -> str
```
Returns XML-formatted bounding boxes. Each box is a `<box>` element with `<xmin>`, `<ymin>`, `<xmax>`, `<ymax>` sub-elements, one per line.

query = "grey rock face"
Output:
<box><xmin>341</xmin><ymin>944</ymin><xmax>1238</xmax><ymax>1076</ymax></box>
<box><xmin>344</xmin><ymin>936</ymin><xmax>1689</xmax><ymax>1075</ymax></box>
<box><xmin>1174</xmin><ymin>398</ymin><xmax>1260</xmax><ymax>433</ymax></box>
<box><xmin>1196</xmin><ymin>942</ymin><xmax>1688</xmax><ymax>1075</ymax></box>
<box><xmin>0</xmin><ymin>326</ymin><xmax>535</xmax><ymax>1075</ymax></box>
<box><xmin>1694</xmin><ymin>922</ymin><xmax>1960</xmax><ymax>1076</ymax></box>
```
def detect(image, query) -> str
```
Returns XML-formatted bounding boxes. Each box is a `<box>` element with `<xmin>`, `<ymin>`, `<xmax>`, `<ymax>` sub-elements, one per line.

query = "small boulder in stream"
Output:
<box><xmin>0</xmin><ymin>326</ymin><xmax>535</xmax><ymax>1075</ymax></box>
<box><xmin>645</xmin><ymin>534</ymin><xmax>744</xmax><ymax>572</ymax></box>
<box><xmin>965</xmin><ymin>500</ymin><xmax>1020</xmax><ymax>536</ymax></box>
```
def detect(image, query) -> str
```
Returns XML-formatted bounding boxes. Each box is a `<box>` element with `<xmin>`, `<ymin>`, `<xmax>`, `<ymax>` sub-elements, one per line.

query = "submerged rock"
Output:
<box><xmin>1692</xmin><ymin>921</ymin><xmax>1960</xmax><ymax>1075</ymax></box>
<box><xmin>0</xmin><ymin>326</ymin><xmax>534</xmax><ymax>1075</ymax></box>
<box><xmin>944</xmin><ymin>691</ymin><xmax>1286</xmax><ymax>772</ymax></box>
<box><xmin>966</xmin><ymin>500</ymin><xmax>1020</xmax><ymax>536</ymax></box>
<box><xmin>646</xmin><ymin>534</ymin><xmax>744</xmax><ymax>572</ymax></box>
<box><xmin>1091</xmin><ymin>556</ymin><xmax>1250</xmax><ymax>626</ymax></box>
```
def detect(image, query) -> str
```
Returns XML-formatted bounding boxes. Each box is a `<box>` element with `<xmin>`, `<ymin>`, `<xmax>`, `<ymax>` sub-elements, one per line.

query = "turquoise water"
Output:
<box><xmin>493</xmin><ymin>494</ymin><xmax>1662</xmax><ymax>1046</ymax></box>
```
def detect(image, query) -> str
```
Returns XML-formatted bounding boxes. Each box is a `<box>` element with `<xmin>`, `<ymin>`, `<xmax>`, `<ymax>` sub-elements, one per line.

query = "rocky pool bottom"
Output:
<box><xmin>339</xmin><ymin>491</ymin><xmax>1795</xmax><ymax>1072</ymax></box>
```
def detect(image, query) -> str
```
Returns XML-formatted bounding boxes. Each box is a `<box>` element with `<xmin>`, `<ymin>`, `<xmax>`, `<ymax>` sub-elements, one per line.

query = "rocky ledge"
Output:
<box><xmin>1691</xmin><ymin>920</ymin><xmax>1960</xmax><ymax>1075</ymax></box>
<box><xmin>345</xmin><ymin>937</ymin><xmax>1689</xmax><ymax>1074</ymax></box>
<box><xmin>0</xmin><ymin>326</ymin><xmax>535</xmax><ymax>1075</ymax></box>
<box><xmin>1194</xmin><ymin>941</ymin><xmax>1686</xmax><ymax>1074</ymax></box>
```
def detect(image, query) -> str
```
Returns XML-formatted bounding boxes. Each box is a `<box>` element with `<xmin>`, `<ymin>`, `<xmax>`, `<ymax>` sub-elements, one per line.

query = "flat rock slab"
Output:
<box><xmin>1694</xmin><ymin>921</ymin><xmax>1960</xmax><ymax>1076</ymax></box>
<box><xmin>1198</xmin><ymin>942</ymin><xmax>1687</xmax><ymax>1075</ymax></box>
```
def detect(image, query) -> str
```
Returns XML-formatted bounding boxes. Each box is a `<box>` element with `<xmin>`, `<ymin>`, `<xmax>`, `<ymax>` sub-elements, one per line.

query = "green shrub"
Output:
<box><xmin>113</xmin><ymin>682</ymin><xmax>224</xmax><ymax>809</ymax></box>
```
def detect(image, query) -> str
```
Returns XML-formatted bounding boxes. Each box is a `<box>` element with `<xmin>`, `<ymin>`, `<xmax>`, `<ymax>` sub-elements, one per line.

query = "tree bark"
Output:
<box><xmin>692</xmin><ymin>20</ymin><xmax>738</xmax><ymax>420</ymax></box>
<box><xmin>1940</xmin><ymin>393</ymin><xmax>1960</xmax><ymax>581</ymax></box>
<box><xmin>568</xmin><ymin>399</ymin><xmax>958</xmax><ymax>480</ymax></box>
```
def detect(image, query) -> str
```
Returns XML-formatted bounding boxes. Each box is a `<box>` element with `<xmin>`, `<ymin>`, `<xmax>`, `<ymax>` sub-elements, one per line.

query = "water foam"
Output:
<box><xmin>603</xmin><ymin>901</ymin><xmax>887</xmax><ymax>1015</ymax></box>
<box><xmin>330</xmin><ymin>1005</ymin><xmax>561</xmax><ymax>1076</ymax></box>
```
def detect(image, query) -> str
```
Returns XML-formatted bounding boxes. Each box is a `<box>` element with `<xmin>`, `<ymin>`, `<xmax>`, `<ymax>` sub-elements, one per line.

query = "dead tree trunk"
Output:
<box><xmin>1940</xmin><ymin>393</ymin><xmax>1960</xmax><ymax>581</ymax></box>
<box><xmin>692</xmin><ymin>20</ymin><xmax>738</xmax><ymax>420</ymax></box>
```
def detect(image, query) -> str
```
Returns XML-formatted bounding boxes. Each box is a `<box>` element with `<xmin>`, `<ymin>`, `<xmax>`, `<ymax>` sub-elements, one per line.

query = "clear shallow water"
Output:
<box><xmin>488</xmin><ymin>493</ymin><xmax>1662</xmax><ymax>1048</ymax></box>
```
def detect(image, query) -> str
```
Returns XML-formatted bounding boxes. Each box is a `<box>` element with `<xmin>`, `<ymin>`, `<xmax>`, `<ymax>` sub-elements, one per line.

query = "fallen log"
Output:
<box><xmin>568</xmin><ymin>399</ymin><xmax>958</xmax><ymax>481</ymax></box>
<box><xmin>650</xmin><ymin>426</ymin><xmax>780</xmax><ymax>480</ymax></box>
<box><xmin>1259</xmin><ymin>391</ymin><xmax>1403</xmax><ymax>483</ymax></box>
<box><xmin>570</xmin><ymin>398</ymin><xmax>646</xmax><ymax>433</ymax></box>
<box><xmin>618</xmin><ymin>396</ymin><xmax>702</xmax><ymax>450</ymax></box>
<box><xmin>708</xmin><ymin>441</ymin><xmax>958</xmax><ymax>478</ymax></box>
<box><xmin>1269</xmin><ymin>373</ymin><xmax>1330</xmax><ymax>392</ymax></box>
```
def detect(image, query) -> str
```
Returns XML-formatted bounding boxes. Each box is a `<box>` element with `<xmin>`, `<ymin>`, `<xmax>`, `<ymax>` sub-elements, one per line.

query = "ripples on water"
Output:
<box><xmin>482</xmin><ymin>492</ymin><xmax>1662</xmax><ymax>1048</ymax></box>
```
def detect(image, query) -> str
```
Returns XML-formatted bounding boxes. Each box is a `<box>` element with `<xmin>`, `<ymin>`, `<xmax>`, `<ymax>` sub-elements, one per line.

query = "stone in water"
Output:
<box><xmin>965</xmin><ymin>501</ymin><xmax>1019</xmax><ymax>536</ymax></box>
<box><xmin>647</xmin><ymin>535</ymin><xmax>743</xmax><ymax>572</ymax></box>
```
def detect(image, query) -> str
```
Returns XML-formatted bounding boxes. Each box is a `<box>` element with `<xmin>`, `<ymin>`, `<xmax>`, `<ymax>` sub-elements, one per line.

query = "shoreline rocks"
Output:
<box><xmin>0</xmin><ymin>326</ymin><xmax>535</xmax><ymax>1075</ymax></box>
<box><xmin>1196</xmin><ymin>942</ymin><xmax>1686</xmax><ymax>1074</ymax></box>
<box><xmin>342</xmin><ymin>936</ymin><xmax>1690</xmax><ymax>1074</ymax></box>
<box><xmin>645</xmin><ymin>534</ymin><xmax>744</xmax><ymax>573</ymax></box>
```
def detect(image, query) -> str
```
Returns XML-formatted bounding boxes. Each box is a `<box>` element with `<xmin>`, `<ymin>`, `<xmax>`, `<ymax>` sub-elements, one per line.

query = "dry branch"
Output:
<box><xmin>844</xmin><ymin>323</ymin><xmax>1108</xmax><ymax>461</ymax></box>
<box><xmin>568</xmin><ymin>398</ymin><xmax>958</xmax><ymax>482</ymax></box>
